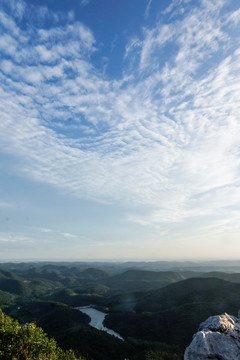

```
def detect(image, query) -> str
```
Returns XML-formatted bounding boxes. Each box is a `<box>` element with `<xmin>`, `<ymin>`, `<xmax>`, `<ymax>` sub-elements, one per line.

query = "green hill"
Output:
<box><xmin>79</xmin><ymin>268</ymin><xmax>108</xmax><ymax>281</ymax></box>
<box><xmin>104</xmin><ymin>277</ymin><xmax>240</xmax><ymax>352</ymax></box>
<box><xmin>103</xmin><ymin>270</ymin><xmax>187</xmax><ymax>292</ymax></box>
<box><xmin>0</xmin><ymin>267</ymin><xmax>62</xmax><ymax>299</ymax></box>
<box><xmin>0</xmin><ymin>268</ymin><xmax>31</xmax><ymax>297</ymax></box>
<box><xmin>46</xmin><ymin>285</ymin><xmax>110</xmax><ymax>307</ymax></box>
<box><xmin>135</xmin><ymin>277</ymin><xmax>240</xmax><ymax>312</ymax></box>
<box><xmin>7</xmin><ymin>300</ymin><xmax>90</xmax><ymax>325</ymax></box>
<box><xmin>0</xmin><ymin>268</ymin><xmax>16</xmax><ymax>279</ymax></box>
<box><xmin>201</xmin><ymin>271</ymin><xmax>240</xmax><ymax>283</ymax></box>
<box><xmin>0</xmin><ymin>290</ymin><xmax>16</xmax><ymax>308</ymax></box>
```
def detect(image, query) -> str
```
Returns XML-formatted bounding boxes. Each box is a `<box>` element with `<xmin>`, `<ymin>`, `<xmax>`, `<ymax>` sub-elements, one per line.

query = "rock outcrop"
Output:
<box><xmin>184</xmin><ymin>312</ymin><xmax>240</xmax><ymax>360</ymax></box>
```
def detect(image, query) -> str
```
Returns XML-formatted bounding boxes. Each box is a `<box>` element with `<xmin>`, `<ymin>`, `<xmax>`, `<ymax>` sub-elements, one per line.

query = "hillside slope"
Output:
<box><xmin>105</xmin><ymin>278</ymin><xmax>240</xmax><ymax>352</ymax></box>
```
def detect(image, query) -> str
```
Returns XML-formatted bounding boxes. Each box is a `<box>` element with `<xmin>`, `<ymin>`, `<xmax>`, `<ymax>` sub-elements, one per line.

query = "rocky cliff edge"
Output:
<box><xmin>184</xmin><ymin>312</ymin><xmax>240</xmax><ymax>360</ymax></box>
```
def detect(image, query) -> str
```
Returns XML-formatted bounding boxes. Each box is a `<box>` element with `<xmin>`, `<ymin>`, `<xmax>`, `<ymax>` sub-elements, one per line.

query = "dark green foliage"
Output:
<box><xmin>201</xmin><ymin>271</ymin><xmax>240</xmax><ymax>283</ymax></box>
<box><xmin>6</xmin><ymin>301</ymin><xmax>130</xmax><ymax>360</ymax></box>
<box><xmin>0</xmin><ymin>290</ymin><xmax>16</xmax><ymax>308</ymax></box>
<box><xmin>135</xmin><ymin>277</ymin><xmax>240</xmax><ymax>313</ymax></box>
<box><xmin>103</xmin><ymin>270</ymin><xmax>187</xmax><ymax>292</ymax></box>
<box><xmin>106</xmin><ymin>269</ymin><xmax>185</xmax><ymax>283</ymax></box>
<box><xmin>51</xmin><ymin>323</ymin><xmax>132</xmax><ymax>360</ymax></box>
<box><xmin>28</xmin><ymin>279</ymin><xmax>62</xmax><ymax>297</ymax></box>
<box><xmin>73</xmin><ymin>283</ymin><xmax>110</xmax><ymax>296</ymax></box>
<box><xmin>105</xmin><ymin>302</ymin><xmax>222</xmax><ymax>350</ymax></box>
<box><xmin>0</xmin><ymin>267</ymin><xmax>62</xmax><ymax>299</ymax></box>
<box><xmin>126</xmin><ymin>338</ymin><xmax>182</xmax><ymax>360</ymax></box>
<box><xmin>0</xmin><ymin>309</ymin><xmax>85</xmax><ymax>359</ymax></box>
<box><xmin>47</xmin><ymin>288</ymin><xmax>108</xmax><ymax>307</ymax></box>
<box><xmin>0</xmin><ymin>278</ymin><xmax>30</xmax><ymax>297</ymax></box>
<box><xmin>38</xmin><ymin>303</ymin><xmax>90</xmax><ymax>330</ymax></box>
<box><xmin>132</xmin><ymin>350</ymin><xmax>181</xmax><ymax>360</ymax></box>
<box><xmin>79</xmin><ymin>268</ymin><xmax>108</xmax><ymax>281</ymax></box>
<box><xmin>105</xmin><ymin>278</ymin><xmax>240</xmax><ymax>352</ymax></box>
<box><xmin>6</xmin><ymin>301</ymin><xmax>89</xmax><ymax>326</ymax></box>
<box><xmin>143</xmin><ymin>350</ymin><xmax>181</xmax><ymax>360</ymax></box>
<box><xmin>0</xmin><ymin>269</ymin><xmax>15</xmax><ymax>279</ymax></box>
<box><xmin>12</xmin><ymin>265</ymin><xmax>109</xmax><ymax>287</ymax></box>
<box><xmin>20</xmin><ymin>302</ymin><xmax>130</xmax><ymax>360</ymax></box>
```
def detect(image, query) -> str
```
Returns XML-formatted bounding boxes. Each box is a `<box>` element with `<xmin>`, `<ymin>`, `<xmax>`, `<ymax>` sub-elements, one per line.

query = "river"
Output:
<box><xmin>76</xmin><ymin>306</ymin><xmax>124</xmax><ymax>340</ymax></box>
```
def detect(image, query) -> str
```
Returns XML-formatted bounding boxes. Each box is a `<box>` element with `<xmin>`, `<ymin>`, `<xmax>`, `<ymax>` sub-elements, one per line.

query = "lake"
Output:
<box><xmin>76</xmin><ymin>306</ymin><xmax>124</xmax><ymax>340</ymax></box>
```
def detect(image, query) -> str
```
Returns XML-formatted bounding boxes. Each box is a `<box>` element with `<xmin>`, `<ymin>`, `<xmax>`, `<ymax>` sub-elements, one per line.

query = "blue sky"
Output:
<box><xmin>0</xmin><ymin>0</ymin><xmax>240</xmax><ymax>261</ymax></box>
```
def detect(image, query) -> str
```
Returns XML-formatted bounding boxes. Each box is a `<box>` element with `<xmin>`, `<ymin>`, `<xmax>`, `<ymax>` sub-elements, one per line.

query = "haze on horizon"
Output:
<box><xmin>0</xmin><ymin>0</ymin><xmax>240</xmax><ymax>261</ymax></box>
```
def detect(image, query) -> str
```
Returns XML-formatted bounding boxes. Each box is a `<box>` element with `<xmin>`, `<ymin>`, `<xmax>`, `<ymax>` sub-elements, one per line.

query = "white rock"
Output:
<box><xmin>184</xmin><ymin>312</ymin><xmax>240</xmax><ymax>360</ymax></box>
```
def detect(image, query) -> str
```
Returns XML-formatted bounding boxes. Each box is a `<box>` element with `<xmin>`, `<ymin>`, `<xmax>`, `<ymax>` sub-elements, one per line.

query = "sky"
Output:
<box><xmin>0</xmin><ymin>0</ymin><xmax>240</xmax><ymax>261</ymax></box>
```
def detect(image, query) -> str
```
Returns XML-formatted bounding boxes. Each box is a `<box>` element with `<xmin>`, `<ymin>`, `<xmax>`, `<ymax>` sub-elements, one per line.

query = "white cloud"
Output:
<box><xmin>161</xmin><ymin>0</ymin><xmax>191</xmax><ymax>16</ymax></box>
<box><xmin>0</xmin><ymin>34</ymin><xmax>17</xmax><ymax>55</ymax></box>
<box><xmin>0</xmin><ymin>10</ymin><xmax>19</xmax><ymax>36</ymax></box>
<box><xmin>0</xmin><ymin>0</ymin><xmax>240</xmax><ymax>237</ymax></box>
<box><xmin>62</xmin><ymin>232</ymin><xmax>78</xmax><ymax>238</ymax></box>
<box><xmin>144</xmin><ymin>0</ymin><xmax>152</xmax><ymax>19</ymax></box>
<box><xmin>80</xmin><ymin>0</ymin><xmax>90</xmax><ymax>8</ymax></box>
<box><xmin>39</xmin><ymin>228</ymin><xmax>53</xmax><ymax>233</ymax></box>
<box><xmin>0</xmin><ymin>234</ymin><xmax>32</xmax><ymax>243</ymax></box>
<box><xmin>224</xmin><ymin>8</ymin><xmax>240</xmax><ymax>27</ymax></box>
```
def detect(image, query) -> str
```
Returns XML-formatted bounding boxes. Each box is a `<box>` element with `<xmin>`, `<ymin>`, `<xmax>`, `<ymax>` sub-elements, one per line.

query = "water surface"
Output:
<box><xmin>76</xmin><ymin>306</ymin><xmax>124</xmax><ymax>340</ymax></box>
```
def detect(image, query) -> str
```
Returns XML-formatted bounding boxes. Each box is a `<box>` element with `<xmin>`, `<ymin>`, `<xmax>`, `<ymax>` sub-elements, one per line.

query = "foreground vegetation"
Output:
<box><xmin>0</xmin><ymin>309</ymin><xmax>84</xmax><ymax>359</ymax></box>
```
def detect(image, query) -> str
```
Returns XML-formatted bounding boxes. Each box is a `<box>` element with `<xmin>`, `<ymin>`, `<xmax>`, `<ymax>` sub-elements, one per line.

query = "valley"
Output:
<box><xmin>1</xmin><ymin>261</ymin><xmax>240</xmax><ymax>359</ymax></box>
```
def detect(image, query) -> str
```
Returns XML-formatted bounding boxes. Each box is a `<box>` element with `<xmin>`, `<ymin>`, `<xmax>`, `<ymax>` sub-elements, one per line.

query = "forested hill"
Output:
<box><xmin>105</xmin><ymin>277</ymin><xmax>240</xmax><ymax>353</ymax></box>
<box><xmin>102</xmin><ymin>269</ymin><xmax>187</xmax><ymax>291</ymax></box>
<box><xmin>134</xmin><ymin>277</ymin><xmax>240</xmax><ymax>312</ymax></box>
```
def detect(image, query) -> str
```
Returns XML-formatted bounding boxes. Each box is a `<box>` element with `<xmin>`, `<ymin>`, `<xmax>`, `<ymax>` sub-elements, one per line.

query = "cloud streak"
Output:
<box><xmin>144</xmin><ymin>0</ymin><xmax>152</xmax><ymax>19</ymax></box>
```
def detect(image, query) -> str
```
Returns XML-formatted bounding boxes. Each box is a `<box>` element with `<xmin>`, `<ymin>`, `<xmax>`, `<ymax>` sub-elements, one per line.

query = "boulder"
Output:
<box><xmin>184</xmin><ymin>312</ymin><xmax>240</xmax><ymax>360</ymax></box>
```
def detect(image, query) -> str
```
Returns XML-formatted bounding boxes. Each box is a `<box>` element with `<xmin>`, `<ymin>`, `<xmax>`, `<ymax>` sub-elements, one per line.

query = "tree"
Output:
<box><xmin>0</xmin><ymin>309</ymin><xmax>85</xmax><ymax>360</ymax></box>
